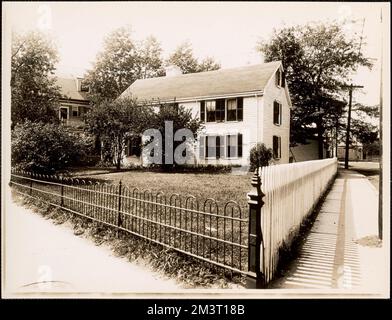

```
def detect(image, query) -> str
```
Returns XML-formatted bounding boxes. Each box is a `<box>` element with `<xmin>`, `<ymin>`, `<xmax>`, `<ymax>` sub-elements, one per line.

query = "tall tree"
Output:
<box><xmin>258</xmin><ymin>22</ymin><xmax>372</xmax><ymax>158</ymax></box>
<box><xmin>197</xmin><ymin>57</ymin><xmax>222</xmax><ymax>72</ymax></box>
<box><xmin>11</xmin><ymin>31</ymin><xmax>61</xmax><ymax>127</ymax></box>
<box><xmin>167</xmin><ymin>41</ymin><xmax>221</xmax><ymax>74</ymax></box>
<box><xmin>84</xmin><ymin>27</ymin><xmax>139</xmax><ymax>103</ymax></box>
<box><xmin>136</xmin><ymin>35</ymin><xmax>165</xmax><ymax>79</ymax></box>
<box><xmin>349</xmin><ymin>103</ymin><xmax>379</xmax><ymax>145</ymax></box>
<box><xmin>84</xmin><ymin>97</ymin><xmax>153</xmax><ymax>169</ymax></box>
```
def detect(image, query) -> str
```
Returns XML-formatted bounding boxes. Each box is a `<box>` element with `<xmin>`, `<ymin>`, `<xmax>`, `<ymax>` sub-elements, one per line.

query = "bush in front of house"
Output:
<box><xmin>249</xmin><ymin>143</ymin><xmax>273</xmax><ymax>172</ymax></box>
<box><xmin>11</xmin><ymin>121</ymin><xmax>93</xmax><ymax>173</ymax></box>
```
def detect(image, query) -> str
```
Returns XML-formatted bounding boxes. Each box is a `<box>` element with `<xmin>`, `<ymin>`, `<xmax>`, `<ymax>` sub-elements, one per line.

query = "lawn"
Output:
<box><xmin>12</xmin><ymin>169</ymin><xmax>253</xmax><ymax>273</ymax></box>
<box><xmin>76</xmin><ymin>170</ymin><xmax>253</xmax><ymax>214</ymax></box>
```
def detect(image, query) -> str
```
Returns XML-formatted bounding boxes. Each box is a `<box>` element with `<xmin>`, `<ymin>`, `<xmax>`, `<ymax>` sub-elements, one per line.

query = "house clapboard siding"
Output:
<box><xmin>120</xmin><ymin>61</ymin><xmax>292</xmax><ymax>166</ymax></box>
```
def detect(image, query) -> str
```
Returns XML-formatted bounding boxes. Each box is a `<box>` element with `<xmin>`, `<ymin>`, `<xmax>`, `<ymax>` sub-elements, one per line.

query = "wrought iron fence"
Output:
<box><xmin>10</xmin><ymin>169</ymin><xmax>248</xmax><ymax>275</ymax></box>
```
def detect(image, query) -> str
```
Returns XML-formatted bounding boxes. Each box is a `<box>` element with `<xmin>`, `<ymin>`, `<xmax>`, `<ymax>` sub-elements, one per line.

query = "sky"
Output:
<box><xmin>3</xmin><ymin>1</ymin><xmax>390</xmax><ymax>106</ymax></box>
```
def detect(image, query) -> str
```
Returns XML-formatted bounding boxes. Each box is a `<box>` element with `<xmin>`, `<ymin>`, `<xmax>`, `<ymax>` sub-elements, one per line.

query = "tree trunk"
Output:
<box><xmin>116</xmin><ymin>137</ymin><xmax>122</xmax><ymax>170</ymax></box>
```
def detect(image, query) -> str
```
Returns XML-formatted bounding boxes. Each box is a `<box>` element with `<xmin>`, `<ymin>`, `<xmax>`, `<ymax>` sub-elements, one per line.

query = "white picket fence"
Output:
<box><xmin>259</xmin><ymin>157</ymin><xmax>338</xmax><ymax>283</ymax></box>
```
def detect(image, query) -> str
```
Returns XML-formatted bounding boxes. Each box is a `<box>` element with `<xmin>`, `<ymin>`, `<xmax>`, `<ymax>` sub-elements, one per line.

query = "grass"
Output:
<box><xmin>76</xmin><ymin>170</ymin><xmax>253</xmax><ymax>214</ymax></box>
<box><xmin>11</xmin><ymin>170</ymin><xmax>251</xmax><ymax>275</ymax></box>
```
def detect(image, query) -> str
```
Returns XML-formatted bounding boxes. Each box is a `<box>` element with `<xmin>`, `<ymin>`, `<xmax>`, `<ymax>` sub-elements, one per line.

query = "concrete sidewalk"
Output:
<box><xmin>270</xmin><ymin>169</ymin><xmax>389</xmax><ymax>296</ymax></box>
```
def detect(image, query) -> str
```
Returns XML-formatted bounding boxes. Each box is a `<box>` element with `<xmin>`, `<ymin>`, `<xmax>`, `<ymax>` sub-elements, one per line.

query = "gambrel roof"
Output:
<box><xmin>120</xmin><ymin>61</ymin><xmax>286</xmax><ymax>103</ymax></box>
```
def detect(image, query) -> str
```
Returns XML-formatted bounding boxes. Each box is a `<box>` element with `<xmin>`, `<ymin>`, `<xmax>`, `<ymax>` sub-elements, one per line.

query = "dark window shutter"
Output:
<box><xmin>216</xmin><ymin>99</ymin><xmax>225</xmax><ymax>122</ymax></box>
<box><xmin>200</xmin><ymin>101</ymin><xmax>205</xmax><ymax>122</ymax></box>
<box><xmin>237</xmin><ymin>97</ymin><xmax>243</xmax><ymax>121</ymax></box>
<box><xmin>273</xmin><ymin>101</ymin><xmax>278</xmax><ymax>124</ymax></box>
<box><xmin>199</xmin><ymin>136</ymin><xmax>205</xmax><ymax>159</ymax></box>
<box><xmin>238</xmin><ymin>133</ymin><xmax>243</xmax><ymax>158</ymax></box>
<box><xmin>282</xmin><ymin>71</ymin><xmax>286</xmax><ymax>88</ymax></box>
<box><xmin>215</xmin><ymin>136</ymin><xmax>221</xmax><ymax>159</ymax></box>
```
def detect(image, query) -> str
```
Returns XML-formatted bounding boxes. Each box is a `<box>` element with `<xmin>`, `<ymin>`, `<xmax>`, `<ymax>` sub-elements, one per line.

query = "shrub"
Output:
<box><xmin>11</xmin><ymin>121</ymin><xmax>93</xmax><ymax>173</ymax></box>
<box><xmin>249</xmin><ymin>143</ymin><xmax>273</xmax><ymax>172</ymax></box>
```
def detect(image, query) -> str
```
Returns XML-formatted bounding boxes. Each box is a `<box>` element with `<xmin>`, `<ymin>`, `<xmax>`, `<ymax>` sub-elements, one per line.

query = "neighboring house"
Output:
<box><xmin>120</xmin><ymin>61</ymin><xmax>291</xmax><ymax>166</ymax></box>
<box><xmin>337</xmin><ymin>142</ymin><xmax>363</xmax><ymax>161</ymax></box>
<box><xmin>290</xmin><ymin>138</ymin><xmax>327</xmax><ymax>163</ymax></box>
<box><xmin>56</xmin><ymin>77</ymin><xmax>91</xmax><ymax>130</ymax></box>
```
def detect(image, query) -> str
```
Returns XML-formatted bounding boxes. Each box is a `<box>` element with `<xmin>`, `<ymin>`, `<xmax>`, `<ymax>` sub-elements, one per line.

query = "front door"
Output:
<box><xmin>59</xmin><ymin>107</ymin><xmax>69</xmax><ymax>124</ymax></box>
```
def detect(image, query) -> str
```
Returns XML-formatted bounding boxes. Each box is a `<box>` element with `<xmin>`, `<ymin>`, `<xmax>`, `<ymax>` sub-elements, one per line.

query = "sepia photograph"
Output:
<box><xmin>1</xmin><ymin>1</ymin><xmax>390</xmax><ymax>302</ymax></box>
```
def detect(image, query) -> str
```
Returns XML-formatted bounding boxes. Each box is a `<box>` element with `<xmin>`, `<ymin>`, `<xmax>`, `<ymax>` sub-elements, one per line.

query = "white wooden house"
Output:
<box><xmin>120</xmin><ymin>61</ymin><xmax>291</xmax><ymax>166</ymax></box>
<box><xmin>56</xmin><ymin>77</ymin><xmax>91</xmax><ymax>130</ymax></box>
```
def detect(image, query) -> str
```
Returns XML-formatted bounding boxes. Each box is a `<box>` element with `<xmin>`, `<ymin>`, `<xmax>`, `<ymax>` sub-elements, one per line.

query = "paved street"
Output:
<box><xmin>345</xmin><ymin>161</ymin><xmax>380</xmax><ymax>192</ymax></box>
<box><xmin>269</xmin><ymin>169</ymin><xmax>388</xmax><ymax>295</ymax></box>
<box><xmin>3</xmin><ymin>187</ymin><xmax>179</xmax><ymax>298</ymax></box>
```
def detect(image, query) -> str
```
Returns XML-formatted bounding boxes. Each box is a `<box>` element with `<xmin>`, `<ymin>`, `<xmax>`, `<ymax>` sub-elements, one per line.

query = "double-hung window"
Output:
<box><xmin>200</xmin><ymin>98</ymin><xmax>243</xmax><ymax>122</ymax></box>
<box><xmin>205</xmin><ymin>135</ymin><xmax>223</xmax><ymax>159</ymax></box>
<box><xmin>226</xmin><ymin>97</ymin><xmax>243</xmax><ymax>122</ymax></box>
<box><xmin>200</xmin><ymin>134</ymin><xmax>242</xmax><ymax>159</ymax></box>
<box><xmin>226</xmin><ymin>134</ymin><xmax>243</xmax><ymax>158</ymax></box>
<box><xmin>273</xmin><ymin>101</ymin><xmax>282</xmax><ymax>125</ymax></box>
<box><xmin>72</xmin><ymin>106</ymin><xmax>79</xmax><ymax>117</ymax></box>
<box><xmin>273</xmin><ymin>135</ymin><xmax>281</xmax><ymax>159</ymax></box>
<box><xmin>206</xmin><ymin>100</ymin><xmax>216</xmax><ymax>122</ymax></box>
<box><xmin>275</xmin><ymin>69</ymin><xmax>286</xmax><ymax>88</ymax></box>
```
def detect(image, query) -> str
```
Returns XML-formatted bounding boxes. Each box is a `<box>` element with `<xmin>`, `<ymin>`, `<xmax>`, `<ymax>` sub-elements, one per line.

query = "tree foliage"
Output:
<box><xmin>11</xmin><ymin>121</ymin><xmax>92</xmax><ymax>173</ymax></box>
<box><xmin>167</xmin><ymin>41</ymin><xmax>221</xmax><ymax>74</ymax></box>
<box><xmin>11</xmin><ymin>31</ymin><xmax>61</xmax><ymax>127</ymax></box>
<box><xmin>84</xmin><ymin>27</ymin><xmax>139</xmax><ymax>103</ymax></box>
<box><xmin>84</xmin><ymin>97</ymin><xmax>153</xmax><ymax>169</ymax></box>
<box><xmin>349</xmin><ymin>103</ymin><xmax>379</xmax><ymax>145</ymax></box>
<box><xmin>258</xmin><ymin>22</ymin><xmax>372</xmax><ymax>158</ymax></box>
<box><xmin>249</xmin><ymin>143</ymin><xmax>273</xmax><ymax>172</ymax></box>
<box><xmin>148</xmin><ymin>103</ymin><xmax>203</xmax><ymax>170</ymax></box>
<box><xmin>136</xmin><ymin>36</ymin><xmax>165</xmax><ymax>79</ymax></box>
<box><xmin>84</xmin><ymin>28</ymin><xmax>167</xmax><ymax>103</ymax></box>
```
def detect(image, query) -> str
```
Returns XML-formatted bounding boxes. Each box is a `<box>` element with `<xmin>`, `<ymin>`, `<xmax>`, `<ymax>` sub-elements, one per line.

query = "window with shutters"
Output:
<box><xmin>203</xmin><ymin>135</ymin><xmax>225</xmax><ymax>159</ymax></box>
<box><xmin>226</xmin><ymin>134</ymin><xmax>243</xmax><ymax>158</ymax></box>
<box><xmin>273</xmin><ymin>101</ymin><xmax>282</xmax><ymax>125</ymax></box>
<box><xmin>273</xmin><ymin>135</ymin><xmax>281</xmax><ymax>159</ymax></box>
<box><xmin>226</xmin><ymin>135</ymin><xmax>237</xmax><ymax>158</ymax></box>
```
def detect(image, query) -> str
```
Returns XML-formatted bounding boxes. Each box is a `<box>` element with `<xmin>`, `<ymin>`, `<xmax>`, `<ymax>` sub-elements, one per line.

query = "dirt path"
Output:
<box><xmin>3</xmin><ymin>187</ymin><xmax>179</xmax><ymax>297</ymax></box>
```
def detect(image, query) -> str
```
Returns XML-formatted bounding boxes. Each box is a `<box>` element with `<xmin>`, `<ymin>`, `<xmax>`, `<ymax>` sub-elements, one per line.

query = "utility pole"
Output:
<box><xmin>344</xmin><ymin>84</ymin><xmax>364</xmax><ymax>169</ymax></box>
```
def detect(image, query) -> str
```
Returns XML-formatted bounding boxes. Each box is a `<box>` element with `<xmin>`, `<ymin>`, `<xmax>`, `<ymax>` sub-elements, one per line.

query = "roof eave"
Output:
<box><xmin>132</xmin><ymin>90</ymin><xmax>264</xmax><ymax>105</ymax></box>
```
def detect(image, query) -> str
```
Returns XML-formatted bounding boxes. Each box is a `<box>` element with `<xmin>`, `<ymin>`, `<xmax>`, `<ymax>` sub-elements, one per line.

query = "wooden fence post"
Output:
<box><xmin>117</xmin><ymin>180</ymin><xmax>123</xmax><ymax>238</ymax></box>
<box><xmin>246</xmin><ymin>168</ymin><xmax>265</xmax><ymax>288</ymax></box>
